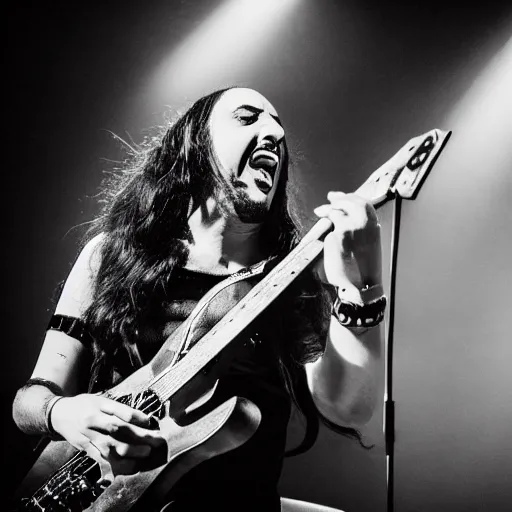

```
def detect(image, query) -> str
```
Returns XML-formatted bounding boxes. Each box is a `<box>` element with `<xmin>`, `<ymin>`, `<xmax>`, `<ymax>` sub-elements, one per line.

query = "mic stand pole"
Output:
<box><xmin>385</xmin><ymin>195</ymin><xmax>402</xmax><ymax>512</ymax></box>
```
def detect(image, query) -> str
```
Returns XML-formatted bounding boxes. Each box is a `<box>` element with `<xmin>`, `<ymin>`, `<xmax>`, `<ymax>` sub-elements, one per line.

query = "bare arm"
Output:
<box><xmin>306</xmin><ymin>308</ymin><xmax>383</xmax><ymax>428</ymax></box>
<box><xmin>305</xmin><ymin>192</ymin><xmax>384</xmax><ymax>428</ymax></box>
<box><xmin>12</xmin><ymin>234</ymin><xmax>103</xmax><ymax>435</ymax></box>
<box><xmin>12</xmin><ymin>233</ymin><xmax>163</xmax><ymax>480</ymax></box>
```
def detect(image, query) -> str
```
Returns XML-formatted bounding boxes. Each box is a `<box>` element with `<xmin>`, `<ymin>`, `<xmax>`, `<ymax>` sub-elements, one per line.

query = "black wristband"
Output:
<box><xmin>47</xmin><ymin>314</ymin><xmax>93</xmax><ymax>347</ymax></box>
<box><xmin>24</xmin><ymin>377</ymin><xmax>64</xmax><ymax>396</ymax></box>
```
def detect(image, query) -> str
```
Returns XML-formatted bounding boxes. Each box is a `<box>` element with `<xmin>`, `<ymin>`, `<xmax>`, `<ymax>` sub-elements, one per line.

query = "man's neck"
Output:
<box><xmin>184</xmin><ymin>198</ymin><xmax>266</xmax><ymax>274</ymax></box>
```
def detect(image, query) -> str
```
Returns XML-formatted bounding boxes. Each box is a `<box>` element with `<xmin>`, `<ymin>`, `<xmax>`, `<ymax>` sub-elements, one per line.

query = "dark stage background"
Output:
<box><xmin>4</xmin><ymin>1</ymin><xmax>512</xmax><ymax>510</ymax></box>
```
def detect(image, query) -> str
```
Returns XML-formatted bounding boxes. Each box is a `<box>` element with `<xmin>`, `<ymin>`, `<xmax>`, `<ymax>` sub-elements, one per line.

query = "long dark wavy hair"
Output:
<box><xmin>83</xmin><ymin>86</ymin><xmax>367</xmax><ymax>453</ymax></box>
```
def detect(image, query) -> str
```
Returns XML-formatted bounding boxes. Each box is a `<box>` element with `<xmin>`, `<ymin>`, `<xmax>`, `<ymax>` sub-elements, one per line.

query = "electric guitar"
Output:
<box><xmin>14</xmin><ymin>128</ymin><xmax>451</xmax><ymax>511</ymax></box>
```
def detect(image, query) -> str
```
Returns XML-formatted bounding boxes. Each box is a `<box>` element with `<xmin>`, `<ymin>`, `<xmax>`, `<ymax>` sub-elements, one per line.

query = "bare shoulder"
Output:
<box><xmin>79</xmin><ymin>232</ymin><xmax>106</xmax><ymax>270</ymax></box>
<box><xmin>54</xmin><ymin>232</ymin><xmax>106</xmax><ymax>317</ymax></box>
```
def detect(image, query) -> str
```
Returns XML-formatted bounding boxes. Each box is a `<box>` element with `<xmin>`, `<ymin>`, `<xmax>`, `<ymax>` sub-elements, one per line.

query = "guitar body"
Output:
<box><xmin>15</xmin><ymin>274</ymin><xmax>264</xmax><ymax>511</ymax></box>
<box><xmin>90</xmin><ymin>395</ymin><xmax>261</xmax><ymax>512</ymax></box>
<box><xmin>15</xmin><ymin>391</ymin><xmax>261</xmax><ymax>511</ymax></box>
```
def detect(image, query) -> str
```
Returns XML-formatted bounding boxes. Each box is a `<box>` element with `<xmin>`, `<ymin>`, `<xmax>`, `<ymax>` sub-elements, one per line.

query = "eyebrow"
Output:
<box><xmin>234</xmin><ymin>104</ymin><xmax>283</xmax><ymax>127</ymax></box>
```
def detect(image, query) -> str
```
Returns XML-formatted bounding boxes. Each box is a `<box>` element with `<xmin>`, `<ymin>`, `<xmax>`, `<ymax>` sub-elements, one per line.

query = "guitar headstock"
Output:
<box><xmin>356</xmin><ymin>128</ymin><xmax>452</xmax><ymax>208</ymax></box>
<box><xmin>301</xmin><ymin>128</ymin><xmax>452</xmax><ymax>246</ymax></box>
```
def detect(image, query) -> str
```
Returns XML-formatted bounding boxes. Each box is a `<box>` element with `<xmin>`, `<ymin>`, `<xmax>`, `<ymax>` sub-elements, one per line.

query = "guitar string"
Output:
<box><xmin>30</xmin><ymin>394</ymin><xmax>165</xmax><ymax>505</ymax></box>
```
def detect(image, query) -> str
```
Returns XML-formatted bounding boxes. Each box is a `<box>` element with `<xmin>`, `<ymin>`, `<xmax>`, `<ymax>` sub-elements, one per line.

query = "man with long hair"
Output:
<box><xmin>13</xmin><ymin>87</ymin><xmax>385</xmax><ymax>511</ymax></box>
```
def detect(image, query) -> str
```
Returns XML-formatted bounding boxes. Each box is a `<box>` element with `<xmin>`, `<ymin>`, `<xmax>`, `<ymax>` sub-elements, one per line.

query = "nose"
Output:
<box><xmin>257</xmin><ymin>115</ymin><xmax>285</xmax><ymax>148</ymax></box>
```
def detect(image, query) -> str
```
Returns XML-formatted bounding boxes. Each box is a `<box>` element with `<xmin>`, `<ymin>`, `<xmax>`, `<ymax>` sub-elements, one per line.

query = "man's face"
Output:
<box><xmin>209</xmin><ymin>88</ymin><xmax>286</xmax><ymax>222</ymax></box>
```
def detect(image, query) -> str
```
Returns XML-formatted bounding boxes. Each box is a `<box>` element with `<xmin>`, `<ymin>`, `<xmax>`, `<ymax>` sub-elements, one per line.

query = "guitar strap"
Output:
<box><xmin>175</xmin><ymin>261</ymin><xmax>269</xmax><ymax>362</ymax></box>
<box><xmin>148</xmin><ymin>258</ymin><xmax>273</xmax><ymax>377</ymax></box>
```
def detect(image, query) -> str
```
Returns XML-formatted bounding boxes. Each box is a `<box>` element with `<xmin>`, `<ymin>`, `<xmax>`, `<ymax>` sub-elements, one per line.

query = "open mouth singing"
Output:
<box><xmin>249</xmin><ymin>147</ymin><xmax>279</xmax><ymax>193</ymax></box>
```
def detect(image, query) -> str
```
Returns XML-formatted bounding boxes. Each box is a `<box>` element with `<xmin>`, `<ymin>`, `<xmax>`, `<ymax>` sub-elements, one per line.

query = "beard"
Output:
<box><xmin>227</xmin><ymin>176</ymin><xmax>269</xmax><ymax>223</ymax></box>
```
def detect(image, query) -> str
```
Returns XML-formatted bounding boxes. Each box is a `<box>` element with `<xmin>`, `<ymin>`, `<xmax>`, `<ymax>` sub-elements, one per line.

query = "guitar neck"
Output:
<box><xmin>146</xmin><ymin>128</ymin><xmax>451</xmax><ymax>403</ymax></box>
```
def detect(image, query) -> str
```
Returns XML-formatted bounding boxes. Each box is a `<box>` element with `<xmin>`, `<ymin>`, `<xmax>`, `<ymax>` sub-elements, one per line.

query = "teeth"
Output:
<box><xmin>250</xmin><ymin>149</ymin><xmax>279</xmax><ymax>168</ymax></box>
<box><xmin>248</xmin><ymin>148</ymin><xmax>278</xmax><ymax>193</ymax></box>
<box><xmin>254</xmin><ymin>169</ymin><xmax>273</xmax><ymax>192</ymax></box>
<box><xmin>259</xmin><ymin>169</ymin><xmax>271</xmax><ymax>181</ymax></box>
<box><xmin>253</xmin><ymin>149</ymin><xmax>278</xmax><ymax>161</ymax></box>
<box><xmin>256</xmin><ymin>170</ymin><xmax>272</xmax><ymax>187</ymax></box>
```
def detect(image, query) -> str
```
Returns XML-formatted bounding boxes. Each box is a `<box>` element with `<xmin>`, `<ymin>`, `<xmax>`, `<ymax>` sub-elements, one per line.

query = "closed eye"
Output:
<box><xmin>234</xmin><ymin>112</ymin><xmax>259</xmax><ymax>125</ymax></box>
<box><xmin>233</xmin><ymin>104</ymin><xmax>282</xmax><ymax>127</ymax></box>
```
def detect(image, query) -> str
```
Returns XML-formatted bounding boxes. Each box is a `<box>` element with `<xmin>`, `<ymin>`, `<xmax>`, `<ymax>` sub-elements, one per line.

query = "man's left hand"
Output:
<box><xmin>313</xmin><ymin>191</ymin><xmax>382</xmax><ymax>291</ymax></box>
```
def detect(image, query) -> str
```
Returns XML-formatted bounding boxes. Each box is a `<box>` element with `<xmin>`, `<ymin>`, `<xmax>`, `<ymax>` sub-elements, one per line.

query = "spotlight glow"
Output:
<box><xmin>149</xmin><ymin>0</ymin><xmax>301</xmax><ymax>106</ymax></box>
<box><xmin>445</xmin><ymin>36</ymin><xmax>512</xmax><ymax>185</ymax></box>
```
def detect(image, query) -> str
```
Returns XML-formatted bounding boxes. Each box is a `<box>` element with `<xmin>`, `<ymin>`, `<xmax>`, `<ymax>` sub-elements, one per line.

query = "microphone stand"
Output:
<box><xmin>384</xmin><ymin>196</ymin><xmax>402</xmax><ymax>512</ymax></box>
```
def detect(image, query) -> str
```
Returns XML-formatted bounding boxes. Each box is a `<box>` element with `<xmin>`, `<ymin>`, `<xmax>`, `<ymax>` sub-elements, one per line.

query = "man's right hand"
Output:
<box><xmin>50</xmin><ymin>393</ymin><xmax>166</xmax><ymax>480</ymax></box>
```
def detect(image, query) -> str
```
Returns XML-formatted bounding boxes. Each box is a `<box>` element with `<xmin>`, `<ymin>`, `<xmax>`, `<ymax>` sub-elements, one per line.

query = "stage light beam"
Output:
<box><xmin>148</xmin><ymin>0</ymin><xmax>301</xmax><ymax>108</ymax></box>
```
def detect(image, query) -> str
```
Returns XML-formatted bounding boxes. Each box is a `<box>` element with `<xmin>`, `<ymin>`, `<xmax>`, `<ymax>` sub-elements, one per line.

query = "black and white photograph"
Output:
<box><xmin>4</xmin><ymin>1</ymin><xmax>512</xmax><ymax>510</ymax></box>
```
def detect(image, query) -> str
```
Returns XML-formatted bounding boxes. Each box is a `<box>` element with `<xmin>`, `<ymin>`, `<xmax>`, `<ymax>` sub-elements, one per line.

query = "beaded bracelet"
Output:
<box><xmin>332</xmin><ymin>295</ymin><xmax>387</xmax><ymax>328</ymax></box>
